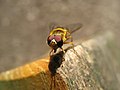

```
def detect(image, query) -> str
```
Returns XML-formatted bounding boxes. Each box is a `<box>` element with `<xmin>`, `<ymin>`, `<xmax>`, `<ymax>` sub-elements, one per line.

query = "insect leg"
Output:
<box><xmin>53</xmin><ymin>76</ymin><xmax>56</xmax><ymax>88</ymax></box>
<box><xmin>64</xmin><ymin>36</ymin><xmax>74</xmax><ymax>45</ymax></box>
<box><xmin>49</xmin><ymin>49</ymin><xmax>54</xmax><ymax>56</ymax></box>
<box><xmin>50</xmin><ymin>76</ymin><xmax>53</xmax><ymax>90</ymax></box>
<box><xmin>66</xmin><ymin>34</ymin><xmax>73</xmax><ymax>42</ymax></box>
<box><xmin>60</xmin><ymin>47</ymin><xmax>65</xmax><ymax>53</ymax></box>
<box><xmin>64</xmin><ymin>41</ymin><xmax>73</xmax><ymax>45</ymax></box>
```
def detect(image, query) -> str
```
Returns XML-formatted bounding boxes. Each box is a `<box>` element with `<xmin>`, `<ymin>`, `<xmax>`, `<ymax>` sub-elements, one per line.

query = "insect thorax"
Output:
<box><xmin>50</xmin><ymin>27</ymin><xmax>68</xmax><ymax>42</ymax></box>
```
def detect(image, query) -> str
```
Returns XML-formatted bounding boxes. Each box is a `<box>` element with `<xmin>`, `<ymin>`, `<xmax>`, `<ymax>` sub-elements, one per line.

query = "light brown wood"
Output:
<box><xmin>0</xmin><ymin>31</ymin><xmax>120</xmax><ymax>90</ymax></box>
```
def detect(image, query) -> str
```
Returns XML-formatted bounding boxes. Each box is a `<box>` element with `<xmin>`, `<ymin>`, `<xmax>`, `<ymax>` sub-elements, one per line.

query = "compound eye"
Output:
<box><xmin>54</xmin><ymin>35</ymin><xmax>61</xmax><ymax>42</ymax></box>
<box><xmin>47</xmin><ymin>36</ymin><xmax>52</xmax><ymax>45</ymax></box>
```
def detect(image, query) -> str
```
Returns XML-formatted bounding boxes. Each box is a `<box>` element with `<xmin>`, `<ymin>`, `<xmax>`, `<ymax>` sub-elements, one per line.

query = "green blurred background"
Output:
<box><xmin>0</xmin><ymin>0</ymin><xmax>119</xmax><ymax>72</ymax></box>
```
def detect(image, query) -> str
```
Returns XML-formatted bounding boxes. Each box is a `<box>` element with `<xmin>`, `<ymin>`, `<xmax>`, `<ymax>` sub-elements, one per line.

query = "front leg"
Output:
<box><xmin>63</xmin><ymin>41</ymin><xmax>74</xmax><ymax>47</ymax></box>
<box><xmin>60</xmin><ymin>47</ymin><xmax>65</xmax><ymax>53</ymax></box>
<box><xmin>49</xmin><ymin>49</ymin><xmax>54</xmax><ymax>56</ymax></box>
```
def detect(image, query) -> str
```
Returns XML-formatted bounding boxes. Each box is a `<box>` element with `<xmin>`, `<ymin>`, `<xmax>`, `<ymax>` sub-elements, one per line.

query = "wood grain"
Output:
<box><xmin>0</xmin><ymin>31</ymin><xmax>120</xmax><ymax>90</ymax></box>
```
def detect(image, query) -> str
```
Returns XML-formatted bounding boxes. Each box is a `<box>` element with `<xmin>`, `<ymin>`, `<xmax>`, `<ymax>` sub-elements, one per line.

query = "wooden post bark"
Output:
<box><xmin>0</xmin><ymin>31</ymin><xmax>119</xmax><ymax>90</ymax></box>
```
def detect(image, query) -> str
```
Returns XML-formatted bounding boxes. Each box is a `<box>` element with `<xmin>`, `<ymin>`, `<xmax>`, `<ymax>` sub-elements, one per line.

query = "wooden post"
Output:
<box><xmin>0</xmin><ymin>31</ymin><xmax>119</xmax><ymax>90</ymax></box>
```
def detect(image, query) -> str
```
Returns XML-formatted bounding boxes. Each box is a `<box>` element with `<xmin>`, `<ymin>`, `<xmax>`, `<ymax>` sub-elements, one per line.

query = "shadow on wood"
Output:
<box><xmin>0</xmin><ymin>31</ymin><xmax>120</xmax><ymax>90</ymax></box>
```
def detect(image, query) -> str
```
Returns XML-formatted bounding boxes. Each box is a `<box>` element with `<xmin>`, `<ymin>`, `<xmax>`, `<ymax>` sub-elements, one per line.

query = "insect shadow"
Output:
<box><xmin>48</xmin><ymin>50</ymin><xmax>64</xmax><ymax>90</ymax></box>
<box><xmin>48</xmin><ymin>51</ymin><xmax>64</xmax><ymax>76</ymax></box>
<box><xmin>48</xmin><ymin>46</ymin><xmax>74</xmax><ymax>75</ymax></box>
<box><xmin>48</xmin><ymin>46</ymin><xmax>74</xmax><ymax>90</ymax></box>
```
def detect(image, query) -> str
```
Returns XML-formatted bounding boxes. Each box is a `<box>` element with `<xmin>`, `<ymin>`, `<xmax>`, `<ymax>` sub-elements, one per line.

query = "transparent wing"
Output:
<box><xmin>64</xmin><ymin>23</ymin><xmax>83</xmax><ymax>34</ymax></box>
<box><xmin>49</xmin><ymin>22</ymin><xmax>83</xmax><ymax>34</ymax></box>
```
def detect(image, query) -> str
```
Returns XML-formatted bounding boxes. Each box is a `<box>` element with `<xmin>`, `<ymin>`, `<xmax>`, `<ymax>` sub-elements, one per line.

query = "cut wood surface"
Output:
<box><xmin>0</xmin><ymin>31</ymin><xmax>120</xmax><ymax>90</ymax></box>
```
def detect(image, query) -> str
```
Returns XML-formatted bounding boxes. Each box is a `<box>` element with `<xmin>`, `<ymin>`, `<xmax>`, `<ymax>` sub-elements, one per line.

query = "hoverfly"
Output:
<box><xmin>47</xmin><ymin>23</ymin><xmax>83</xmax><ymax>55</ymax></box>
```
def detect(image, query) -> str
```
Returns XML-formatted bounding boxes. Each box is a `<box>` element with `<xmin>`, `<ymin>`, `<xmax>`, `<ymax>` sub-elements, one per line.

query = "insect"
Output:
<box><xmin>47</xmin><ymin>23</ymin><xmax>83</xmax><ymax>55</ymax></box>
